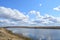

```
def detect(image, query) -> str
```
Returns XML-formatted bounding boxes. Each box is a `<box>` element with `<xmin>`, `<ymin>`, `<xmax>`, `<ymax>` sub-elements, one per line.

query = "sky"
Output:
<box><xmin>0</xmin><ymin>0</ymin><xmax>60</xmax><ymax>26</ymax></box>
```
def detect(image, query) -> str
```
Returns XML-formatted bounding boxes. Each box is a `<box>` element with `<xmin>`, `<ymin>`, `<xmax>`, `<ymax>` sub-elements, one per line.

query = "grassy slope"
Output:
<box><xmin>0</xmin><ymin>28</ymin><xmax>32</xmax><ymax>40</ymax></box>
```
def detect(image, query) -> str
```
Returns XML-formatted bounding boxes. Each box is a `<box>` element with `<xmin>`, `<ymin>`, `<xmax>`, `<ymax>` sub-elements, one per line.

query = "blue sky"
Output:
<box><xmin>0</xmin><ymin>0</ymin><xmax>60</xmax><ymax>16</ymax></box>
<box><xmin>1</xmin><ymin>1</ymin><xmax>60</xmax><ymax>40</ymax></box>
<box><xmin>0</xmin><ymin>0</ymin><xmax>60</xmax><ymax>26</ymax></box>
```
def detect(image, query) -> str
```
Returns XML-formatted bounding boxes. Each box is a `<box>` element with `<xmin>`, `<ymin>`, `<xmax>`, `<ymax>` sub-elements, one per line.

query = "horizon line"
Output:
<box><xmin>0</xmin><ymin>26</ymin><xmax>60</xmax><ymax>29</ymax></box>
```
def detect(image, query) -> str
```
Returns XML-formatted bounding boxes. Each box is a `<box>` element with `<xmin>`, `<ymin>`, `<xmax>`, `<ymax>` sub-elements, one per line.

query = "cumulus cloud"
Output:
<box><xmin>0</xmin><ymin>7</ymin><xmax>28</xmax><ymax>20</ymax></box>
<box><xmin>28</xmin><ymin>10</ymin><xmax>60</xmax><ymax>25</ymax></box>
<box><xmin>0</xmin><ymin>7</ymin><xmax>29</xmax><ymax>26</ymax></box>
<box><xmin>29</xmin><ymin>10</ymin><xmax>41</xmax><ymax>19</ymax></box>
<box><xmin>0</xmin><ymin>7</ymin><xmax>60</xmax><ymax>26</ymax></box>
<box><xmin>53</xmin><ymin>6</ymin><xmax>60</xmax><ymax>11</ymax></box>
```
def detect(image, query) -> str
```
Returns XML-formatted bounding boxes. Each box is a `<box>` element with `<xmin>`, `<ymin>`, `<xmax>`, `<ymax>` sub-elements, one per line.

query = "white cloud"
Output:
<box><xmin>53</xmin><ymin>6</ymin><xmax>60</xmax><ymax>11</ymax></box>
<box><xmin>0</xmin><ymin>19</ymin><xmax>17</xmax><ymax>26</ymax></box>
<box><xmin>29</xmin><ymin>10</ymin><xmax>41</xmax><ymax>18</ymax></box>
<box><xmin>28</xmin><ymin>10</ymin><xmax>55</xmax><ymax>24</ymax></box>
<box><xmin>0</xmin><ymin>7</ymin><xmax>60</xmax><ymax>26</ymax></box>
<box><xmin>0</xmin><ymin>7</ymin><xmax>29</xmax><ymax>26</ymax></box>
<box><xmin>40</xmin><ymin>4</ymin><xmax>42</xmax><ymax>7</ymax></box>
<box><xmin>29</xmin><ymin>12</ymin><xmax>60</xmax><ymax>25</ymax></box>
<box><xmin>0</xmin><ymin>7</ymin><xmax>28</xmax><ymax>20</ymax></box>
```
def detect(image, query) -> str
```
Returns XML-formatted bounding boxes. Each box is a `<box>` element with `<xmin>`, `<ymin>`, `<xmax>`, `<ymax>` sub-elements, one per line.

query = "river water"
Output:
<box><xmin>7</xmin><ymin>28</ymin><xmax>60</xmax><ymax>40</ymax></box>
